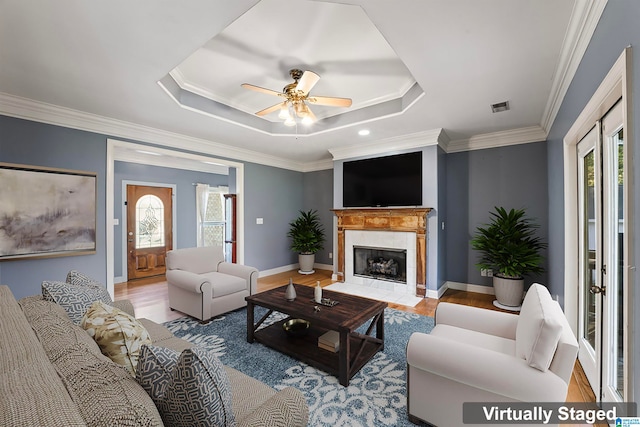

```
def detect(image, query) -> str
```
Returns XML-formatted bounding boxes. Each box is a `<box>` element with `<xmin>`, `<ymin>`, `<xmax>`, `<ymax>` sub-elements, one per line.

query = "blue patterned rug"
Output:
<box><xmin>164</xmin><ymin>307</ymin><xmax>434</xmax><ymax>427</ymax></box>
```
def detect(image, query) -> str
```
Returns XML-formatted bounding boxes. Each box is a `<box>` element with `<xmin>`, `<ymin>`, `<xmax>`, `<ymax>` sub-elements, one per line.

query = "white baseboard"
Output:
<box><xmin>445</xmin><ymin>281</ymin><xmax>495</xmax><ymax>295</ymax></box>
<box><xmin>259</xmin><ymin>264</ymin><xmax>299</xmax><ymax>277</ymax></box>
<box><xmin>114</xmin><ymin>276</ymin><xmax>126</xmax><ymax>285</ymax></box>
<box><xmin>260</xmin><ymin>263</ymin><xmax>334</xmax><ymax>278</ymax></box>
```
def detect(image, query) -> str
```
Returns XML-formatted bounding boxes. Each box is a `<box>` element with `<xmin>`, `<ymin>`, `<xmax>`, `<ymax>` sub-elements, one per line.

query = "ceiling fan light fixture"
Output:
<box><xmin>284</xmin><ymin>116</ymin><xmax>296</xmax><ymax>127</ymax></box>
<box><xmin>278</xmin><ymin>103</ymin><xmax>290</xmax><ymax>119</ymax></box>
<box><xmin>301</xmin><ymin>115</ymin><xmax>314</xmax><ymax>126</ymax></box>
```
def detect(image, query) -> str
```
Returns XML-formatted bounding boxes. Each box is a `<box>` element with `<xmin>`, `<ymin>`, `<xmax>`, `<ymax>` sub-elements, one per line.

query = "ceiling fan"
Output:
<box><xmin>241</xmin><ymin>69</ymin><xmax>352</xmax><ymax>126</ymax></box>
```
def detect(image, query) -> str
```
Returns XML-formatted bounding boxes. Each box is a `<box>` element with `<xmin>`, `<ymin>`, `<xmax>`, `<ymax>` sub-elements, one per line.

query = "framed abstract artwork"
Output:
<box><xmin>0</xmin><ymin>163</ymin><xmax>97</xmax><ymax>260</ymax></box>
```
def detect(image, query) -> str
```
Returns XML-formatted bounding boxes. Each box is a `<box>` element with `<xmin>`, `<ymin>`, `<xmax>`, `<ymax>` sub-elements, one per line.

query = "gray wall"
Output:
<box><xmin>437</xmin><ymin>146</ymin><xmax>447</xmax><ymax>289</ymax></box>
<box><xmin>445</xmin><ymin>141</ymin><xmax>548</xmax><ymax>289</ymax></box>
<box><xmin>0</xmin><ymin>115</ymin><xmax>306</xmax><ymax>297</ymax></box>
<box><xmin>545</xmin><ymin>0</ymin><xmax>640</xmax><ymax>399</ymax></box>
<box><xmin>243</xmin><ymin>162</ymin><xmax>304</xmax><ymax>271</ymax></box>
<box><xmin>0</xmin><ymin>116</ymin><xmax>107</xmax><ymax>299</ymax></box>
<box><xmin>113</xmin><ymin>161</ymin><xmax>228</xmax><ymax>278</ymax></box>
<box><xmin>303</xmin><ymin>168</ymin><xmax>334</xmax><ymax>265</ymax></box>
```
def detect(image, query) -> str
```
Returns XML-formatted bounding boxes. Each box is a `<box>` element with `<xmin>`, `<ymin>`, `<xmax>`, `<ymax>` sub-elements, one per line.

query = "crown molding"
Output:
<box><xmin>0</xmin><ymin>92</ymin><xmax>309</xmax><ymax>172</ymax></box>
<box><xmin>540</xmin><ymin>0</ymin><xmax>608</xmax><ymax>133</ymax></box>
<box><xmin>447</xmin><ymin>126</ymin><xmax>548</xmax><ymax>153</ymax></box>
<box><xmin>328</xmin><ymin>128</ymin><xmax>446</xmax><ymax>161</ymax></box>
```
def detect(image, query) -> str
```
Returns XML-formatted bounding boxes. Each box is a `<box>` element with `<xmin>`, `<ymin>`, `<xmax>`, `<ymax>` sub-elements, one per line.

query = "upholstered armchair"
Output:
<box><xmin>166</xmin><ymin>246</ymin><xmax>259</xmax><ymax>322</ymax></box>
<box><xmin>406</xmin><ymin>283</ymin><xmax>579</xmax><ymax>427</ymax></box>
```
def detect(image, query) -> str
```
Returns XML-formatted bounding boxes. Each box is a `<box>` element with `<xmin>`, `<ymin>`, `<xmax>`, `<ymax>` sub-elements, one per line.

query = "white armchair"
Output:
<box><xmin>166</xmin><ymin>246</ymin><xmax>259</xmax><ymax>322</ymax></box>
<box><xmin>406</xmin><ymin>283</ymin><xmax>578</xmax><ymax>427</ymax></box>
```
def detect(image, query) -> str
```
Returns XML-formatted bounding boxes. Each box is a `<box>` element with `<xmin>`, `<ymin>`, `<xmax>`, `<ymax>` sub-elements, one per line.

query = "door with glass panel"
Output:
<box><xmin>126</xmin><ymin>185</ymin><xmax>173</xmax><ymax>280</ymax></box>
<box><xmin>576</xmin><ymin>100</ymin><xmax>625</xmax><ymax>403</ymax></box>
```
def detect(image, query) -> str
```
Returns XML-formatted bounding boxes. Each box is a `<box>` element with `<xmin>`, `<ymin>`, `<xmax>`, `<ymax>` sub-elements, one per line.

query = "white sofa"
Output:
<box><xmin>166</xmin><ymin>246</ymin><xmax>259</xmax><ymax>322</ymax></box>
<box><xmin>406</xmin><ymin>283</ymin><xmax>579</xmax><ymax>427</ymax></box>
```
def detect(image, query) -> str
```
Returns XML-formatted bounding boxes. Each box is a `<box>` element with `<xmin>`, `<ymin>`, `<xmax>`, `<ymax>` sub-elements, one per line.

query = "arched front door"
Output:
<box><xmin>126</xmin><ymin>185</ymin><xmax>173</xmax><ymax>280</ymax></box>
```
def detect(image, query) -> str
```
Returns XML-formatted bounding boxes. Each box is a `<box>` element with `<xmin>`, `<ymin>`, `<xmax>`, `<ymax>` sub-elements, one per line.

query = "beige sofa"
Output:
<box><xmin>0</xmin><ymin>285</ymin><xmax>308</xmax><ymax>427</ymax></box>
<box><xmin>406</xmin><ymin>283</ymin><xmax>578</xmax><ymax>427</ymax></box>
<box><xmin>166</xmin><ymin>246</ymin><xmax>259</xmax><ymax>321</ymax></box>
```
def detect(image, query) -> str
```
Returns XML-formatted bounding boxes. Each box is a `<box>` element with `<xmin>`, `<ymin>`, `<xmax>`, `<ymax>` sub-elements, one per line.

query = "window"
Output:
<box><xmin>196</xmin><ymin>184</ymin><xmax>227</xmax><ymax>248</ymax></box>
<box><xmin>135</xmin><ymin>194</ymin><xmax>165</xmax><ymax>248</ymax></box>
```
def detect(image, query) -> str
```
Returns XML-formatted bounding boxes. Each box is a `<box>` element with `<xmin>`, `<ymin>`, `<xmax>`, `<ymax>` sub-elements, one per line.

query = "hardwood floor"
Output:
<box><xmin>114</xmin><ymin>268</ymin><xmax>596</xmax><ymax>409</ymax></box>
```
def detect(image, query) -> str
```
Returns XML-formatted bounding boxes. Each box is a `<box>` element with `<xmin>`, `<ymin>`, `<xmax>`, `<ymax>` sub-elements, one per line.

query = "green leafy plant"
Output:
<box><xmin>470</xmin><ymin>207</ymin><xmax>546</xmax><ymax>278</ymax></box>
<box><xmin>287</xmin><ymin>209</ymin><xmax>325</xmax><ymax>254</ymax></box>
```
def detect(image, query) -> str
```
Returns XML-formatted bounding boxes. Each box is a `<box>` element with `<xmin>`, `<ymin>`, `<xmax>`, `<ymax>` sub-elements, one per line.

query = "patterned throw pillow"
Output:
<box><xmin>42</xmin><ymin>280</ymin><xmax>112</xmax><ymax>324</ymax></box>
<box><xmin>136</xmin><ymin>345</ymin><xmax>236</xmax><ymax>427</ymax></box>
<box><xmin>81</xmin><ymin>301</ymin><xmax>152</xmax><ymax>376</ymax></box>
<box><xmin>66</xmin><ymin>269</ymin><xmax>106</xmax><ymax>290</ymax></box>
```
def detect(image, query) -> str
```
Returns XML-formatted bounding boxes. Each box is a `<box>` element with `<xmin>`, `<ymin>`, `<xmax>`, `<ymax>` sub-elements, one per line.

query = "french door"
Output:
<box><xmin>576</xmin><ymin>100</ymin><xmax>625</xmax><ymax>403</ymax></box>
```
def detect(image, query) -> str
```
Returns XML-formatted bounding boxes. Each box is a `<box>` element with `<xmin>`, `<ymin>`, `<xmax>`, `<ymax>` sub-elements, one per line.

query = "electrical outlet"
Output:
<box><xmin>481</xmin><ymin>269</ymin><xmax>493</xmax><ymax>277</ymax></box>
<box><xmin>481</xmin><ymin>269</ymin><xmax>487</xmax><ymax>277</ymax></box>
<box><xmin>328</xmin><ymin>252</ymin><xmax>333</xmax><ymax>259</ymax></box>
<box><xmin>487</xmin><ymin>269</ymin><xmax>493</xmax><ymax>277</ymax></box>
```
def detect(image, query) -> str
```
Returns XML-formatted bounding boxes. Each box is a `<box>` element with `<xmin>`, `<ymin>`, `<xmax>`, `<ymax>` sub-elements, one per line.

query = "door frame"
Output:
<box><xmin>120</xmin><ymin>181</ymin><xmax>177</xmax><ymax>283</ymax></box>
<box><xmin>106</xmin><ymin>139</ymin><xmax>246</xmax><ymax>297</ymax></box>
<box><xmin>563</xmin><ymin>47</ymin><xmax>633</xmax><ymax>400</ymax></box>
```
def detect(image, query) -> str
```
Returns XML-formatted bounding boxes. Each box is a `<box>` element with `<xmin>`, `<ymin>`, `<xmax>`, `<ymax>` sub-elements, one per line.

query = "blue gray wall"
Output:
<box><xmin>113</xmin><ymin>161</ymin><xmax>228</xmax><ymax>278</ymax></box>
<box><xmin>0</xmin><ymin>116</ymin><xmax>107</xmax><ymax>299</ymax></box>
<box><xmin>303</xmin><ymin>168</ymin><xmax>334</xmax><ymax>265</ymax></box>
<box><xmin>0</xmin><ymin>115</ymin><xmax>306</xmax><ymax>297</ymax></box>
<box><xmin>243</xmin><ymin>162</ymin><xmax>304</xmax><ymax>271</ymax></box>
<box><xmin>545</xmin><ymin>0</ymin><xmax>640</xmax><ymax>399</ymax></box>
<box><xmin>445</xmin><ymin>141</ymin><xmax>548</xmax><ymax>289</ymax></box>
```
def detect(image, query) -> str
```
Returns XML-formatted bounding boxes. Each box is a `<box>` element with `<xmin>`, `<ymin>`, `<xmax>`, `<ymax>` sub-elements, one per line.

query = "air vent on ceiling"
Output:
<box><xmin>491</xmin><ymin>101</ymin><xmax>510</xmax><ymax>113</ymax></box>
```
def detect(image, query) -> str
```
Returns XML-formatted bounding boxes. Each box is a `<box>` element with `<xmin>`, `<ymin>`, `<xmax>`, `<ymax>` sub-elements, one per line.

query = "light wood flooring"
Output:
<box><xmin>115</xmin><ymin>268</ymin><xmax>596</xmax><ymax>410</ymax></box>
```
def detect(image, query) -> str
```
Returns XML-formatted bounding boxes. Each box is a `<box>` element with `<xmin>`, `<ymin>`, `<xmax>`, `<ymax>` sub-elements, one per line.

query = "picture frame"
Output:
<box><xmin>0</xmin><ymin>162</ymin><xmax>97</xmax><ymax>260</ymax></box>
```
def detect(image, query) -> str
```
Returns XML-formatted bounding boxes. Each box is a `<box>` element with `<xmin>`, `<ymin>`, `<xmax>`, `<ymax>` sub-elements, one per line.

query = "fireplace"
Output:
<box><xmin>353</xmin><ymin>246</ymin><xmax>407</xmax><ymax>284</ymax></box>
<box><xmin>332</xmin><ymin>208</ymin><xmax>431</xmax><ymax>296</ymax></box>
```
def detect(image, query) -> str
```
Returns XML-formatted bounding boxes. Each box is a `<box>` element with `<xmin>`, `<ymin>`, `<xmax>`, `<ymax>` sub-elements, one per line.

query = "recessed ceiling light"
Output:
<box><xmin>135</xmin><ymin>150</ymin><xmax>161</xmax><ymax>156</ymax></box>
<box><xmin>358</xmin><ymin>129</ymin><xmax>370</xmax><ymax>136</ymax></box>
<box><xmin>491</xmin><ymin>101</ymin><xmax>510</xmax><ymax>113</ymax></box>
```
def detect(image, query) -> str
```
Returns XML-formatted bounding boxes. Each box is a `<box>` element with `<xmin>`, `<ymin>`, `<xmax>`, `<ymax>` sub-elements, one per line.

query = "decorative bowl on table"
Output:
<box><xmin>282</xmin><ymin>318</ymin><xmax>310</xmax><ymax>337</ymax></box>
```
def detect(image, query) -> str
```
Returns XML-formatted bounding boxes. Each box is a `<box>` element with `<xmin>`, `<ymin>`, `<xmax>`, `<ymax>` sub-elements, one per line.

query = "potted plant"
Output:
<box><xmin>287</xmin><ymin>209</ymin><xmax>325</xmax><ymax>274</ymax></box>
<box><xmin>470</xmin><ymin>207</ymin><xmax>546</xmax><ymax>308</ymax></box>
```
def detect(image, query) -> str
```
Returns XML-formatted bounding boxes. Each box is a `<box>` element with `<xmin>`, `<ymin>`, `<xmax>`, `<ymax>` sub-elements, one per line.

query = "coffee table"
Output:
<box><xmin>246</xmin><ymin>284</ymin><xmax>387</xmax><ymax>386</ymax></box>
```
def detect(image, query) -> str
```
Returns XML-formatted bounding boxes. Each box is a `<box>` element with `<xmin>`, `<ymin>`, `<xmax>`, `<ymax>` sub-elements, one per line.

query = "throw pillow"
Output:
<box><xmin>42</xmin><ymin>280</ymin><xmax>112</xmax><ymax>324</ymax></box>
<box><xmin>515</xmin><ymin>283</ymin><xmax>563</xmax><ymax>372</ymax></box>
<box><xmin>81</xmin><ymin>301</ymin><xmax>152</xmax><ymax>376</ymax></box>
<box><xmin>136</xmin><ymin>345</ymin><xmax>236</xmax><ymax>427</ymax></box>
<box><xmin>66</xmin><ymin>269</ymin><xmax>106</xmax><ymax>290</ymax></box>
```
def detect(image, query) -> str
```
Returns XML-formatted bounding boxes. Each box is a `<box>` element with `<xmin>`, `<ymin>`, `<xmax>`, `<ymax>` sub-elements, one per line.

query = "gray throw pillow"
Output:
<box><xmin>66</xmin><ymin>269</ymin><xmax>106</xmax><ymax>289</ymax></box>
<box><xmin>41</xmin><ymin>280</ymin><xmax>112</xmax><ymax>325</ymax></box>
<box><xmin>136</xmin><ymin>345</ymin><xmax>236</xmax><ymax>427</ymax></box>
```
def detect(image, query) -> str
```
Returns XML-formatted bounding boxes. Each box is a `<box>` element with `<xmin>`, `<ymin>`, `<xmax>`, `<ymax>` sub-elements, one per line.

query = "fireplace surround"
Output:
<box><xmin>332</xmin><ymin>208</ymin><xmax>432</xmax><ymax>297</ymax></box>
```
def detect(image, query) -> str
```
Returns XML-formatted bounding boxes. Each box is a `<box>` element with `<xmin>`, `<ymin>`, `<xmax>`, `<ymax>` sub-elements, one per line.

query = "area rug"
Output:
<box><xmin>164</xmin><ymin>307</ymin><xmax>434</xmax><ymax>427</ymax></box>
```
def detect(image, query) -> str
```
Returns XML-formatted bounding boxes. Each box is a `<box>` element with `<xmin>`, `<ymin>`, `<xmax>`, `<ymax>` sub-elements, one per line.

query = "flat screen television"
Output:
<box><xmin>343</xmin><ymin>151</ymin><xmax>422</xmax><ymax>207</ymax></box>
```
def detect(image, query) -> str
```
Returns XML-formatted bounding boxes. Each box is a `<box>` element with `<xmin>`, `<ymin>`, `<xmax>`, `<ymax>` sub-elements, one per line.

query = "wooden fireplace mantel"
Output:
<box><xmin>332</xmin><ymin>208</ymin><xmax>432</xmax><ymax>297</ymax></box>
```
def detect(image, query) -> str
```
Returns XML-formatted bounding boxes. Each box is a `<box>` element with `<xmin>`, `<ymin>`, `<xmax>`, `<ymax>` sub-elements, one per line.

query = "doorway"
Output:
<box><xmin>576</xmin><ymin>101</ymin><xmax>625</xmax><ymax>402</ymax></box>
<box><xmin>564</xmin><ymin>48</ymin><xmax>632</xmax><ymax>403</ymax></box>
<box><xmin>126</xmin><ymin>184</ymin><xmax>173</xmax><ymax>281</ymax></box>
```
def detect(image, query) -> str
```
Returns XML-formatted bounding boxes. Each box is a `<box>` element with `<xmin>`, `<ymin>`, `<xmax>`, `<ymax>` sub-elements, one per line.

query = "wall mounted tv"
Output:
<box><xmin>343</xmin><ymin>151</ymin><xmax>422</xmax><ymax>207</ymax></box>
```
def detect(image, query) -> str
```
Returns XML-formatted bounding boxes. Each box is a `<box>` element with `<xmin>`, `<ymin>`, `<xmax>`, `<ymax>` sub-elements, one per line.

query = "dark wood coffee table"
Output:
<box><xmin>246</xmin><ymin>284</ymin><xmax>387</xmax><ymax>386</ymax></box>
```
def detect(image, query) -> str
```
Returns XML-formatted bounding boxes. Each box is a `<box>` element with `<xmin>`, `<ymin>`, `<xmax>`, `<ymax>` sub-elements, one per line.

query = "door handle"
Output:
<box><xmin>589</xmin><ymin>285</ymin><xmax>606</xmax><ymax>295</ymax></box>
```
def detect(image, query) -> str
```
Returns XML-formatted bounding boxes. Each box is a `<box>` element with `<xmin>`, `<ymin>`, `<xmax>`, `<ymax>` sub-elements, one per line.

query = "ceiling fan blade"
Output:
<box><xmin>256</xmin><ymin>102</ymin><xmax>285</xmax><ymax>116</ymax></box>
<box><xmin>307</xmin><ymin>95</ymin><xmax>352</xmax><ymax>107</ymax></box>
<box><xmin>241</xmin><ymin>83</ymin><xmax>282</xmax><ymax>97</ymax></box>
<box><xmin>296</xmin><ymin>71</ymin><xmax>320</xmax><ymax>96</ymax></box>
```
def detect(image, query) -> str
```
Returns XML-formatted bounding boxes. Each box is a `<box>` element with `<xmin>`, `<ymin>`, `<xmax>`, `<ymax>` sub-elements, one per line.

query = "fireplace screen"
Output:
<box><xmin>353</xmin><ymin>246</ymin><xmax>407</xmax><ymax>284</ymax></box>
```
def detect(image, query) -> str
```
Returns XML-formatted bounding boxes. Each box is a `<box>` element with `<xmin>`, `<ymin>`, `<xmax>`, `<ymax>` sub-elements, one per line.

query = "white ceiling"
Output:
<box><xmin>0</xmin><ymin>0</ymin><xmax>607</xmax><ymax>171</ymax></box>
